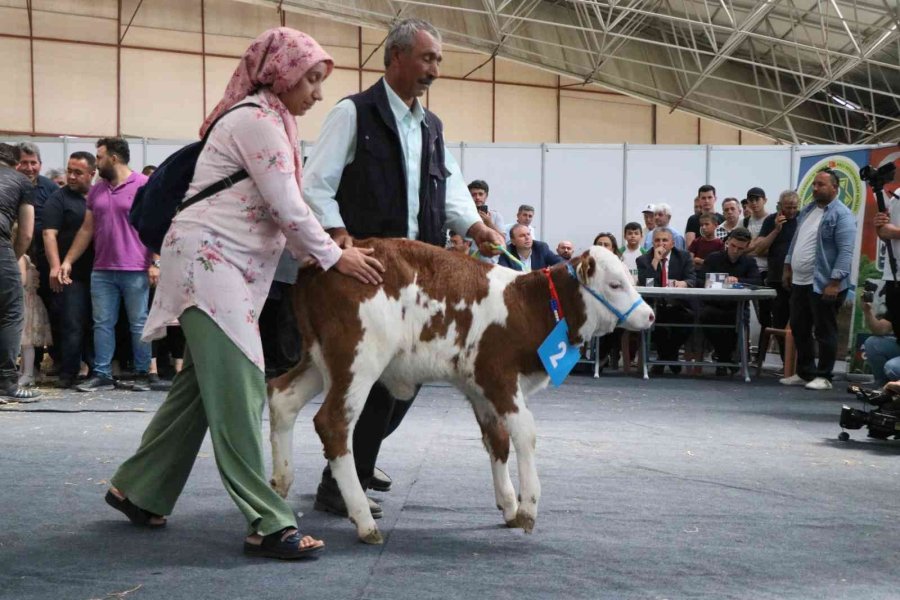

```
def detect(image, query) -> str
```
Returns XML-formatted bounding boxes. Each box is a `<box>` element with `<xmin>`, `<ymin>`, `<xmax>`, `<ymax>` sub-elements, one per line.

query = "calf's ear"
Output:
<box><xmin>576</xmin><ymin>253</ymin><xmax>596</xmax><ymax>285</ymax></box>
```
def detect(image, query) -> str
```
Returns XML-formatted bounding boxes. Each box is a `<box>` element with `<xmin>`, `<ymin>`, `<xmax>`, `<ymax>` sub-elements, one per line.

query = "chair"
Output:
<box><xmin>756</xmin><ymin>325</ymin><xmax>796</xmax><ymax>377</ymax></box>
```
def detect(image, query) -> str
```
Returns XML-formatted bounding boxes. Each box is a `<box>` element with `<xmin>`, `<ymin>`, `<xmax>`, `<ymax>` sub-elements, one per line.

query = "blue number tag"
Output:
<box><xmin>538</xmin><ymin>318</ymin><xmax>582</xmax><ymax>387</ymax></box>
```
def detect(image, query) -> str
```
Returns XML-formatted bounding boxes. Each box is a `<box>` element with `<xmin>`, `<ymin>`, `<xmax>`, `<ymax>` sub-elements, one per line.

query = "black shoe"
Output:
<box><xmin>650</xmin><ymin>365</ymin><xmax>664</xmax><ymax>375</ymax></box>
<box><xmin>129</xmin><ymin>375</ymin><xmax>151</xmax><ymax>392</ymax></box>
<box><xmin>76</xmin><ymin>375</ymin><xmax>116</xmax><ymax>392</ymax></box>
<box><xmin>57</xmin><ymin>376</ymin><xmax>76</xmax><ymax>389</ymax></box>
<box><xmin>368</xmin><ymin>467</ymin><xmax>392</xmax><ymax>492</ymax></box>
<box><xmin>148</xmin><ymin>373</ymin><xmax>172</xmax><ymax>391</ymax></box>
<box><xmin>314</xmin><ymin>477</ymin><xmax>382</xmax><ymax>519</ymax></box>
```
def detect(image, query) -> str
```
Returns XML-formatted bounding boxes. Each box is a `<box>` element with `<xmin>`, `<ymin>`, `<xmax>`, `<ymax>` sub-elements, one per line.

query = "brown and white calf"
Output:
<box><xmin>267</xmin><ymin>238</ymin><xmax>654</xmax><ymax>544</ymax></box>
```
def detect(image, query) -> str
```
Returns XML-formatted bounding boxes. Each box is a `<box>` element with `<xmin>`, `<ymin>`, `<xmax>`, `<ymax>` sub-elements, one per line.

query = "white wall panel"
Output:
<box><xmin>461</xmin><ymin>145</ymin><xmax>543</xmax><ymax>239</ymax></box>
<box><xmin>543</xmin><ymin>145</ymin><xmax>625</xmax><ymax>253</ymax></box>
<box><xmin>625</xmin><ymin>146</ymin><xmax>707</xmax><ymax>239</ymax></box>
<box><xmin>708</xmin><ymin>146</ymin><xmax>794</xmax><ymax>208</ymax></box>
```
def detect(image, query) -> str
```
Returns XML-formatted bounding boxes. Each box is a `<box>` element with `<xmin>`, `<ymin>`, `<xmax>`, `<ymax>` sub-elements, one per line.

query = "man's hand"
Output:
<box><xmin>725</xmin><ymin>276</ymin><xmax>738</xmax><ymax>284</ymax></box>
<box><xmin>774</xmin><ymin>213</ymin><xmax>787</xmax><ymax>231</ymax></box>
<box><xmin>822</xmin><ymin>279</ymin><xmax>841</xmax><ymax>301</ymax></box>
<box><xmin>693</xmin><ymin>256</ymin><xmax>704</xmax><ymax>266</ymax></box>
<box><xmin>673</xmin><ymin>280</ymin><xmax>688</xmax><ymax>288</ymax></box>
<box><xmin>874</xmin><ymin>212</ymin><xmax>890</xmax><ymax>229</ymax></box>
<box><xmin>59</xmin><ymin>261</ymin><xmax>73</xmax><ymax>286</ymax></box>
<box><xmin>782</xmin><ymin>265</ymin><xmax>792</xmax><ymax>291</ymax></box>
<box><xmin>49</xmin><ymin>266</ymin><xmax>63</xmax><ymax>293</ymax></box>
<box><xmin>328</xmin><ymin>227</ymin><xmax>354</xmax><ymax>249</ymax></box>
<box><xmin>148</xmin><ymin>264</ymin><xmax>160</xmax><ymax>287</ymax></box>
<box><xmin>467</xmin><ymin>222</ymin><xmax>505</xmax><ymax>256</ymax></box>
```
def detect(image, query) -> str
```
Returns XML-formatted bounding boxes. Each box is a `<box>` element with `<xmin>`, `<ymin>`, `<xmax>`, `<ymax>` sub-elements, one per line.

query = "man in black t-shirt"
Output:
<box><xmin>42</xmin><ymin>152</ymin><xmax>96</xmax><ymax>388</ymax></box>
<box><xmin>684</xmin><ymin>184</ymin><xmax>724</xmax><ymax>247</ymax></box>
<box><xmin>0</xmin><ymin>144</ymin><xmax>38</xmax><ymax>400</ymax></box>
<box><xmin>700</xmin><ymin>228</ymin><xmax>760</xmax><ymax>373</ymax></box>
<box><xmin>753</xmin><ymin>190</ymin><xmax>800</xmax><ymax>361</ymax></box>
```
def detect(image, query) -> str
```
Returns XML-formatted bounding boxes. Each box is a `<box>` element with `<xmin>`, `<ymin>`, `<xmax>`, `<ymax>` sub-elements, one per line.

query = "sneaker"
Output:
<box><xmin>779</xmin><ymin>374</ymin><xmax>807</xmax><ymax>386</ymax></box>
<box><xmin>805</xmin><ymin>377</ymin><xmax>833</xmax><ymax>391</ymax></box>
<box><xmin>76</xmin><ymin>375</ymin><xmax>116</xmax><ymax>392</ymax></box>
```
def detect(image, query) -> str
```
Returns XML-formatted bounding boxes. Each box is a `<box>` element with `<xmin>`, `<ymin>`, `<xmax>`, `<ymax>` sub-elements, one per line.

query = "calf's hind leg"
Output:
<box><xmin>313</xmin><ymin>374</ymin><xmax>384</xmax><ymax>544</ymax></box>
<box><xmin>471</xmin><ymin>399</ymin><xmax>518</xmax><ymax>525</ymax></box>
<box><xmin>267</xmin><ymin>356</ymin><xmax>324</xmax><ymax>498</ymax></box>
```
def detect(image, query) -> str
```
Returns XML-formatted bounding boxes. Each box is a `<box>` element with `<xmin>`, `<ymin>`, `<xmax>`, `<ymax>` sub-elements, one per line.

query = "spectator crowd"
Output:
<box><xmin>0</xmin><ymin>139</ymin><xmax>877</xmax><ymax>401</ymax></box>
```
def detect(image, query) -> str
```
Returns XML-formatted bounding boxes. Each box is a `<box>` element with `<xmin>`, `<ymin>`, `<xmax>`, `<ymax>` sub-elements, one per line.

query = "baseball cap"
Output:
<box><xmin>746</xmin><ymin>187</ymin><xmax>766</xmax><ymax>199</ymax></box>
<box><xmin>641</xmin><ymin>203</ymin><xmax>656</xmax><ymax>213</ymax></box>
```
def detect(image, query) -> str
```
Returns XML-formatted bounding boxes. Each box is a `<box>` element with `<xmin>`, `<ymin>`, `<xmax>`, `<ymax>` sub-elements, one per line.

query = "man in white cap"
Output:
<box><xmin>641</xmin><ymin>203</ymin><xmax>656</xmax><ymax>240</ymax></box>
<box><xmin>642</xmin><ymin>203</ymin><xmax>686</xmax><ymax>250</ymax></box>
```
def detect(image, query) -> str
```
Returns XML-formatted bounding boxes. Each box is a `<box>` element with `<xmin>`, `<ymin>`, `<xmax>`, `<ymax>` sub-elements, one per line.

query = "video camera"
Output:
<box><xmin>860</xmin><ymin>162</ymin><xmax>897</xmax><ymax>190</ymax></box>
<box><xmin>838</xmin><ymin>385</ymin><xmax>900</xmax><ymax>441</ymax></box>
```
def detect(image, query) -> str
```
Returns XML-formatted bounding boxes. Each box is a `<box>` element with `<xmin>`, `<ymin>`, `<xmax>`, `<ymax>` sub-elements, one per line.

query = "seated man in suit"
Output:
<box><xmin>498</xmin><ymin>223</ymin><xmax>563</xmax><ymax>272</ymax></box>
<box><xmin>699</xmin><ymin>228</ymin><xmax>760</xmax><ymax>375</ymax></box>
<box><xmin>637</xmin><ymin>227</ymin><xmax>697</xmax><ymax>374</ymax></box>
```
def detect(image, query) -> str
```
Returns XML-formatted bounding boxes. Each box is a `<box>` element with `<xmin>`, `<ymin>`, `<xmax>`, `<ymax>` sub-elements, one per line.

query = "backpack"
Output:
<box><xmin>129</xmin><ymin>102</ymin><xmax>260</xmax><ymax>253</ymax></box>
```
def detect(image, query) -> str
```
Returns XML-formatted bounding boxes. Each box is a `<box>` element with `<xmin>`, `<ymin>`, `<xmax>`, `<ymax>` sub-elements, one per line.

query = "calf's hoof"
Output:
<box><xmin>359</xmin><ymin>528</ymin><xmax>384</xmax><ymax>545</ymax></box>
<box><xmin>506</xmin><ymin>511</ymin><xmax>536</xmax><ymax>533</ymax></box>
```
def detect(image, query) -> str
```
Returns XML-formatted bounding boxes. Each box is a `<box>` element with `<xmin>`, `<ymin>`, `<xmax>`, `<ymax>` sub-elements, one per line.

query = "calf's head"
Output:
<box><xmin>571</xmin><ymin>247</ymin><xmax>654</xmax><ymax>334</ymax></box>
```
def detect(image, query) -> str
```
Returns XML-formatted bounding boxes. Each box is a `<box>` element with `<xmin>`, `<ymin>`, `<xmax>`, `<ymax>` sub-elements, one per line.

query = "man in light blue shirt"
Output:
<box><xmin>302</xmin><ymin>18</ymin><xmax>505</xmax><ymax>519</ymax></box>
<box><xmin>780</xmin><ymin>170</ymin><xmax>856</xmax><ymax>390</ymax></box>
<box><xmin>641</xmin><ymin>203</ymin><xmax>686</xmax><ymax>251</ymax></box>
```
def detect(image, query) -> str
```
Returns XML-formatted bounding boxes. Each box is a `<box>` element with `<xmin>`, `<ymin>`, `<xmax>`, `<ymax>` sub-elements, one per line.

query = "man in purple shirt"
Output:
<box><xmin>59</xmin><ymin>138</ymin><xmax>159</xmax><ymax>392</ymax></box>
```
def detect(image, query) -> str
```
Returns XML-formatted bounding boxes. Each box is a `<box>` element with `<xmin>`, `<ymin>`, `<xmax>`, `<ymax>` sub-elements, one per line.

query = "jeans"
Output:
<box><xmin>59</xmin><ymin>279</ymin><xmax>93</xmax><ymax>379</ymax></box>
<box><xmin>91</xmin><ymin>270</ymin><xmax>151</xmax><ymax>378</ymax></box>
<box><xmin>863</xmin><ymin>335</ymin><xmax>900</xmax><ymax>387</ymax></box>
<box><xmin>0</xmin><ymin>246</ymin><xmax>23</xmax><ymax>390</ymax></box>
<box><xmin>789</xmin><ymin>284</ymin><xmax>847</xmax><ymax>381</ymax></box>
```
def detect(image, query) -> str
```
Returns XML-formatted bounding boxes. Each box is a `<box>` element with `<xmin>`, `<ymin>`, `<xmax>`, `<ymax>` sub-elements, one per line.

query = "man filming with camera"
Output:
<box><xmin>866</xmin><ymin>183</ymin><xmax>900</xmax><ymax>387</ymax></box>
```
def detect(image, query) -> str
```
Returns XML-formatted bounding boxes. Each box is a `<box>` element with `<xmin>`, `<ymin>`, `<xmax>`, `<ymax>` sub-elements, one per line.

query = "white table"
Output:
<box><xmin>637</xmin><ymin>286</ymin><xmax>777</xmax><ymax>382</ymax></box>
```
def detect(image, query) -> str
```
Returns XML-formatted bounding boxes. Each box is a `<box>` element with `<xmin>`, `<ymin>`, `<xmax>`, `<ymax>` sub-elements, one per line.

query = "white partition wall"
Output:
<box><xmin>461</xmin><ymin>144</ymin><xmax>544</xmax><ymax>239</ymax></box>
<box><xmin>708</xmin><ymin>146</ymin><xmax>793</xmax><ymax>205</ymax></box>
<box><xmin>3</xmin><ymin>135</ymin><xmax>885</xmax><ymax>247</ymax></box>
<box><xmin>543</xmin><ymin>144</ymin><xmax>625</xmax><ymax>252</ymax></box>
<box><xmin>624</xmin><ymin>145</ymin><xmax>707</xmax><ymax>239</ymax></box>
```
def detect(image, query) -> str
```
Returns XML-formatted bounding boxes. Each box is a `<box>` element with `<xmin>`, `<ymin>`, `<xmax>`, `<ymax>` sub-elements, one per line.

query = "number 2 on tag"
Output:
<box><xmin>548</xmin><ymin>342</ymin><xmax>567</xmax><ymax>368</ymax></box>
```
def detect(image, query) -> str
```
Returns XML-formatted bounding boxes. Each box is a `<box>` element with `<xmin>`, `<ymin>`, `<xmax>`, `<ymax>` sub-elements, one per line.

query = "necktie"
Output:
<box><xmin>661</xmin><ymin>258</ymin><xmax>668</xmax><ymax>287</ymax></box>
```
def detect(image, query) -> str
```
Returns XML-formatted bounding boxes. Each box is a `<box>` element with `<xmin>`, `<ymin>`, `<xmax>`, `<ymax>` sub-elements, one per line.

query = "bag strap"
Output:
<box><xmin>177</xmin><ymin>102</ymin><xmax>262</xmax><ymax>214</ymax></box>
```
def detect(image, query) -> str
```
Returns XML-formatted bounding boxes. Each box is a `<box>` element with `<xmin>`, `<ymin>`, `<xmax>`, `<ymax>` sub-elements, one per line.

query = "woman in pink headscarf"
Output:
<box><xmin>104</xmin><ymin>28</ymin><xmax>383</xmax><ymax>560</ymax></box>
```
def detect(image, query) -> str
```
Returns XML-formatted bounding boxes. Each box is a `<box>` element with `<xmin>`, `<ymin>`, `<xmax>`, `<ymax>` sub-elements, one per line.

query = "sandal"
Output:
<box><xmin>243</xmin><ymin>527</ymin><xmax>324</xmax><ymax>560</ymax></box>
<box><xmin>105</xmin><ymin>490</ymin><xmax>167</xmax><ymax>528</ymax></box>
<box><xmin>2</xmin><ymin>387</ymin><xmax>41</xmax><ymax>402</ymax></box>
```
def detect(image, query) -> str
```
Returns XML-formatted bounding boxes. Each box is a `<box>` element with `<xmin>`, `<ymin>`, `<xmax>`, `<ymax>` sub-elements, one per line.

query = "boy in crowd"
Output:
<box><xmin>688</xmin><ymin>212</ymin><xmax>725</xmax><ymax>283</ymax></box>
<box><xmin>620</xmin><ymin>222</ymin><xmax>645</xmax><ymax>271</ymax></box>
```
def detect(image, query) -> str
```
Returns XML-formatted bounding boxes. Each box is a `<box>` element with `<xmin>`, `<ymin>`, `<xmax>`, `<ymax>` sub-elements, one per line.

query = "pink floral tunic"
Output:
<box><xmin>143</xmin><ymin>92</ymin><xmax>342</xmax><ymax>371</ymax></box>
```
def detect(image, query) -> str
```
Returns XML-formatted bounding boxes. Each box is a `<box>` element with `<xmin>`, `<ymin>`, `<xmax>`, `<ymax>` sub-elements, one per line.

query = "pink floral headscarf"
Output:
<box><xmin>201</xmin><ymin>27</ymin><xmax>333</xmax><ymax>183</ymax></box>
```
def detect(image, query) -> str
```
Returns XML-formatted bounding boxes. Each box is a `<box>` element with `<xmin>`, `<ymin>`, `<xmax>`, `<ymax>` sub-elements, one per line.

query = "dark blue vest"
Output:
<box><xmin>335</xmin><ymin>80</ymin><xmax>449</xmax><ymax>246</ymax></box>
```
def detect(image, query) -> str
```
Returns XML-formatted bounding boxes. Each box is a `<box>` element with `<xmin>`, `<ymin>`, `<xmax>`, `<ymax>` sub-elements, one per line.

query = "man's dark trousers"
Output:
<box><xmin>0</xmin><ymin>247</ymin><xmax>24</xmax><ymax>391</ymax></box>
<box><xmin>58</xmin><ymin>279</ymin><xmax>93</xmax><ymax>380</ymax></box>
<box><xmin>790</xmin><ymin>284</ymin><xmax>847</xmax><ymax>381</ymax></box>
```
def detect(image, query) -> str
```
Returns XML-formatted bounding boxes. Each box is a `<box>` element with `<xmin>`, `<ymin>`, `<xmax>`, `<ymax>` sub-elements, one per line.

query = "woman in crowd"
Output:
<box><xmin>592</xmin><ymin>232</ymin><xmax>624</xmax><ymax>371</ymax></box>
<box><xmin>104</xmin><ymin>28</ymin><xmax>384</xmax><ymax>560</ymax></box>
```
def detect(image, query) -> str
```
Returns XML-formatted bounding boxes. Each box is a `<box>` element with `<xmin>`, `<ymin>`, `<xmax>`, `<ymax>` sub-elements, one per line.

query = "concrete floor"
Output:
<box><xmin>2</xmin><ymin>370</ymin><xmax>899</xmax><ymax>600</ymax></box>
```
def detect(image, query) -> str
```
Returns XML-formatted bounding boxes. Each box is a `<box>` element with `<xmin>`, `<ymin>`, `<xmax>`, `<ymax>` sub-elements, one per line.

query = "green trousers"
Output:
<box><xmin>111</xmin><ymin>307</ymin><xmax>296</xmax><ymax>536</ymax></box>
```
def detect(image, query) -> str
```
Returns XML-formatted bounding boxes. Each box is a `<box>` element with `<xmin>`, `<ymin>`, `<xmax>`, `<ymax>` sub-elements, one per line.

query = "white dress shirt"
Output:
<box><xmin>302</xmin><ymin>78</ymin><xmax>480</xmax><ymax>240</ymax></box>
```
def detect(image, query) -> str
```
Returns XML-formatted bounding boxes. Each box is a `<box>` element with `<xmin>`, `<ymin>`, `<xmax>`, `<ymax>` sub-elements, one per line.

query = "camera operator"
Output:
<box><xmin>868</xmin><ymin>186</ymin><xmax>900</xmax><ymax>386</ymax></box>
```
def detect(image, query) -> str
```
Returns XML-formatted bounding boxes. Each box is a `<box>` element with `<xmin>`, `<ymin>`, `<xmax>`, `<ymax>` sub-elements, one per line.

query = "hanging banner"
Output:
<box><xmin>795</xmin><ymin>150</ymin><xmax>869</xmax><ymax>371</ymax></box>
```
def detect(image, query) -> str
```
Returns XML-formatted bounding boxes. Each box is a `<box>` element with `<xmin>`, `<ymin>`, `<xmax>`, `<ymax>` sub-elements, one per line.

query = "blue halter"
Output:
<box><xmin>565</xmin><ymin>263</ymin><xmax>645</xmax><ymax>326</ymax></box>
